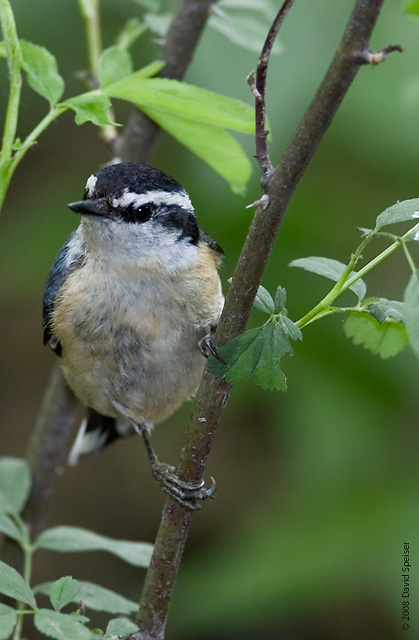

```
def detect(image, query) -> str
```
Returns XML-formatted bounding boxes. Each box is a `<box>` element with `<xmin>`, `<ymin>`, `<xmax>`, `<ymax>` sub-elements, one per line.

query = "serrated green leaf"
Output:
<box><xmin>252</xmin><ymin>322</ymin><xmax>288</xmax><ymax>390</ymax></box>
<box><xmin>115</xmin><ymin>18</ymin><xmax>148</xmax><ymax>50</ymax></box>
<box><xmin>36</xmin><ymin>580</ymin><xmax>138</xmax><ymax>615</ymax></box>
<box><xmin>35</xmin><ymin>526</ymin><xmax>153</xmax><ymax>567</ymax></box>
<box><xmin>209</xmin><ymin>14</ymin><xmax>282</xmax><ymax>55</ymax></box>
<box><xmin>0</xmin><ymin>561</ymin><xmax>36</xmax><ymax>607</ymax></box>
<box><xmin>62</xmin><ymin>93</ymin><xmax>118</xmax><ymax>126</ymax></box>
<box><xmin>375</xmin><ymin>198</ymin><xmax>419</xmax><ymax>230</ymax></box>
<box><xmin>0</xmin><ymin>512</ymin><xmax>24</xmax><ymax>543</ymax></box>
<box><xmin>279</xmin><ymin>316</ymin><xmax>303</xmax><ymax>342</ymax></box>
<box><xmin>0</xmin><ymin>457</ymin><xmax>31</xmax><ymax>514</ymax></box>
<box><xmin>141</xmin><ymin>108</ymin><xmax>251</xmax><ymax>193</ymax></box>
<box><xmin>403</xmin><ymin>270</ymin><xmax>419</xmax><ymax>358</ymax></box>
<box><xmin>210</xmin><ymin>327</ymin><xmax>264</xmax><ymax>383</ymax></box>
<box><xmin>50</xmin><ymin>577</ymin><xmax>80</xmax><ymax>612</ymax></box>
<box><xmin>253</xmin><ymin>285</ymin><xmax>275</xmax><ymax>314</ymax></box>
<box><xmin>404</xmin><ymin>1</ymin><xmax>419</xmax><ymax>16</ymax></box>
<box><xmin>105</xmin><ymin>75</ymin><xmax>254</xmax><ymax>132</ymax></box>
<box><xmin>20</xmin><ymin>40</ymin><xmax>64</xmax><ymax>104</ymax></box>
<box><xmin>34</xmin><ymin>609</ymin><xmax>91</xmax><ymax>640</ymax></box>
<box><xmin>289</xmin><ymin>256</ymin><xmax>367</xmax><ymax>302</ymax></box>
<box><xmin>274</xmin><ymin>286</ymin><xmax>287</xmax><ymax>313</ymax></box>
<box><xmin>105</xmin><ymin>617</ymin><xmax>138</xmax><ymax>636</ymax></box>
<box><xmin>368</xmin><ymin>299</ymin><xmax>404</xmax><ymax>323</ymax></box>
<box><xmin>343</xmin><ymin>312</ymin><xmax>408</xmax><ymax>359</ymax></box>
<box><xmin>99</xmin><ymin>47</ymin><xmax>133</xmax><ymax>88</ymax></box>
<box><xmin>210</xmin><ymin>319</ymin><xmax>299</xmax><ymax>390</ymax></box>
<box><xmin>0</xmin><ymin>603</ymin><xmax>17</xmax><ymax>639</ymax></box>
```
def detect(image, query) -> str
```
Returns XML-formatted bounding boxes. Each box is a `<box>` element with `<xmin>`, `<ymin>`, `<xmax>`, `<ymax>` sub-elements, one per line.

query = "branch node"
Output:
<box><xmin>247</xmin><ymin>72</ymin><xmax>263</xmax><ymax>101</ymax></box>
<box><xmin>353</xmin><ymin>44</ymin><xmax>403</xmax><ymax>65</ymax></box>
<box><xmin>246</xmin><ymin>193</ymin><xmax>270</xmax><ymax>210</ymax></box>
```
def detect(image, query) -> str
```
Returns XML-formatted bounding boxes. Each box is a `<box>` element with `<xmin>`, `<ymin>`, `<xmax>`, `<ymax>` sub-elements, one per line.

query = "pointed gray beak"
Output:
<box><xmin>68</xmin><ymin>199</ymin><xmax>108</xmax><ymax>217</ymax></box>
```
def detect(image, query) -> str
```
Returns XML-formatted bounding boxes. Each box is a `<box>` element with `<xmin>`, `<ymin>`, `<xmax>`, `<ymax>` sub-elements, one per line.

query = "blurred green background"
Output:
<box><xmin>1</xmin><ymin>1</ymin><xmax>419</xmax><ymax>638</ymax></box>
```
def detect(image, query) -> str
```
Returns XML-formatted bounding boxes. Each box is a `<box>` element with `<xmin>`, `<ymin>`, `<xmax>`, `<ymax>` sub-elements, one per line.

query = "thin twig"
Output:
<box><xmin>248</xmin><ymin>0</ymin><xmax>296</xmax><ymax>182</ymax></box>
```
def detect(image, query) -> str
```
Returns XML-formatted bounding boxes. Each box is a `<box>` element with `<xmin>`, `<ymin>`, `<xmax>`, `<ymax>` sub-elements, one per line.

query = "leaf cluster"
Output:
<box><xmin>211</xmin><ymin>199</ymin><xmax>419</xmax><ymax>389</ymax></box>
<box><xmin>0</xmin><ymin>0</ymin><xmax>258</xmax><ymax>209</ymax></box>
<box><xmin>0</xmin><ymin>458</ymin><xmax>152</xmax><ymax>639</ymax></box>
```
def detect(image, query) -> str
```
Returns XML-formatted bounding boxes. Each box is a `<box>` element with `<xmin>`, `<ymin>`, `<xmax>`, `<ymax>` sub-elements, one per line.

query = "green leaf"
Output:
<box><xmin>343</xmin><ymin>312</ymin><xmax>408</xmax><ymax>359</ymax></box>
<box><xmin>0</xmin><ymin>560</ymin><xmax>36</xmax><ymax>607</ymax></box>
<box><xmin>49</xmin><ymin>577</ymin><xmax>80</xmax><ymax>612</ymax></box>
<box><xmin>0</xmin><ymin>512</ymin><xmax>24</xmax><ymax>543</ymax></box>
<box><xmin>252</xmin><ymin>322</ymin><xmax>288</xmax><ymax>391</ymax></box>
<box><xmin>34</xmin><ymin>610</ymin><xmax>91</xmax><ymax>640</ymax></box>
<box><xmin>253</xmin><ymin>285</ymin><xmax>275</xmax><ymax>314</ymax></box>
<box><xmin>403</xmin><ymin>270</ymin><xmax>419</xmax><ymax>358</ymax></box>
<box><xmin>141</xmin><ymin>108</ymin><xmax>251</xmax><ymax>194</ymax></box>
<box><xmin>0</xmin><ymin>457</ymin><xmax>31</xmax><ymax>514</ymax></box>
<box><xmin>210</xmin><ymin>318</ymin><xmax>301</xmax><ymax>390</ymax></box>
<box><xmin>99</xmin><ymin>47</ymin><xmax>133</xmax><ymax>88</ymax></box>
<box><xmin>289</xmin><ymin>256</ymin><xmax>367</xmax><ymax>302</ymax></box>
<box><xmin>134</xmin><ymin>60</ymin><xmax>165</xmax><ymax>78</ymax></box>
<box><xmin>36</xmin><ymin>580</ymin><xmax>138</xmax><ymax>615</ymax></box>
<box><xmin>209</xmin><ymin>14</ymin><xmax>282</xmax><ymax>55</ymax></box>
<box><xmin>115</xmin><ymin>18</ymin><xmax>148</xmax><ymax>50</ymax></box>
<box><xmin>20</xmin><ymin>40</ymin><xmax>64</xmax><ymax>104</ymax></box>
<box><xmin>280</xmin><ymin>316</ymin><xmax>303</xmax><ymax>342</ymax></box>
<box><xmin>375</xmin><ymin>198</ymin><xmax>419</xmax><ymax>230</ymax></box>
<box><xmin>274</xmin><ymin>286</ymin><xmax>287</xmax><ymax>313</ymax></box>
<box><xmin>62</xmin><ymin>93</ymin><xmax>118</xmax><ymax>126</ymax></box>
<box><xmin>105</xmin><ymin>617</ymin><xmax>138</xmax><ymax>636</ymax></box>
<box><xmin>404</xmin><ymin>1</ymin><xmax>419</xmax><ymax>16</ymax></box>
<box><xmin>368</xmin><ymin>298</ymin><xmax>404</xmax><ymax>323</ymax></box>
<box><xmin>210</xmin><ymin>326</ymin><xmax>265</xmax><ymax>383</ymax></box>
<box><xmin>35</xmin><ymin>526</ymin><xmax>153</xmax><ymax>567</ymax></box>
<box><xmin>104</xmin><ymin>75</ymin><xmax>255</xmax><ymax>132</ymax></box>
<box><xmin>0</xmin><ymin>603</ymin><xmax>17</xmax><ymax>640</ymax></box>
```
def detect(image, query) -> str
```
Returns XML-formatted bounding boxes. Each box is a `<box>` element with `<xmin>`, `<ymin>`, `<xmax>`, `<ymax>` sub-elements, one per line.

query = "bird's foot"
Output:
<box><xmin>150</xmin><ymin>461</ymin><xmax>216</xmax><ymax>510</ymax></box>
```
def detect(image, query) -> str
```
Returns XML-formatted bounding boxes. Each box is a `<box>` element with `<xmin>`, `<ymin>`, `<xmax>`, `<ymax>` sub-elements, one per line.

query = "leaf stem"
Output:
<box><xmin>296</xmin><ymin>222</ymin><xmax>419</xmax><ymax>329</ymax></box>
<box><xmin>0</xmin><ymin>0</ymin><xmax>23</xmax><ymax>217</ymax></box>
<box><xmin>11</xmin><ymin>515</ymin><xmax>35</xmax><ymax>640</ymax></box>
<box><xmin>0</xmin><ymin>105</ymin><xmax>66</xmax><ymax>212</ymax></box>
<box><xmin>77</xmin><ymin>0</ymin><xmax>102</xmax><ymax>80</ymax></box>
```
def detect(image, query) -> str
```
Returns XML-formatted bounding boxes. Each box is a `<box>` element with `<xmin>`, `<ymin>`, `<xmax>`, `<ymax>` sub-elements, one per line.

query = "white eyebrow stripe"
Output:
<box><xmin>85</xmin><ymin>174</ymin><xmax>97</xmax><ymax>197</ymax></box>
<box><xmin>112</xmin><ymin>189</ymin><xmax>193</xmax><ymax>211</ymax></box>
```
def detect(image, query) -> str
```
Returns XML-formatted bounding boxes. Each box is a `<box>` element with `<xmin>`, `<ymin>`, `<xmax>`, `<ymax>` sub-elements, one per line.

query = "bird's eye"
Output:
<box><xmin>126</xmin><ymin>204</ymin><xmax>153</xmax><ymax>223</ymax></box>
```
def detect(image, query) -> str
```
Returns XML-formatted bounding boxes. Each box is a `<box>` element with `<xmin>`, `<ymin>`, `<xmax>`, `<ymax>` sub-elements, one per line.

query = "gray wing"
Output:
<box><xmin>43</xmin><ymin>231</ymin><xmax>84</xmax><ymax>356</ymax></box>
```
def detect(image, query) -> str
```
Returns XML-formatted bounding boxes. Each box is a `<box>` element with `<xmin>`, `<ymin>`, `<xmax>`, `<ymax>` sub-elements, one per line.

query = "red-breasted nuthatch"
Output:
<box><xmin>43</xmin><ymin>162</ymin><xmax>224</xmax><ymax>507</ymax></box>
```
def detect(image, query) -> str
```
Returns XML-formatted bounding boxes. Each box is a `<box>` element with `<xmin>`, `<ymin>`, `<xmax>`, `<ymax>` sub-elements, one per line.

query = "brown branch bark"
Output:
<box><xmin>132</xmin><ymin>1</ymin><xmax>390</xmax><ymax>638</ymax></box>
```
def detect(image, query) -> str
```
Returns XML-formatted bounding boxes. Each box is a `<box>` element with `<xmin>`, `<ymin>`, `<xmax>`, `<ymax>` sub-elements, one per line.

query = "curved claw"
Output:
<box><xmin>151</xmin><ymin>462</ymin><xmax>216</xmax><ymax>510</ymax></box>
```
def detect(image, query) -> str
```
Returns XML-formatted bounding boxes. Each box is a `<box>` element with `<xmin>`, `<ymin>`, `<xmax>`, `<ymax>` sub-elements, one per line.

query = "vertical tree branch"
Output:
<box><xmin>133</xmin><ymin>1</ymin><xmax>390</xmax><ymax>638</ymax></box>
<box><xmin>23</xmin><ymin>366</ymin><xmax>85</xmax><ymax>537</ymax></box>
